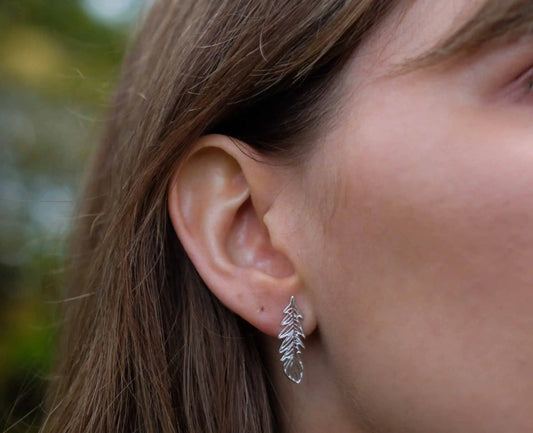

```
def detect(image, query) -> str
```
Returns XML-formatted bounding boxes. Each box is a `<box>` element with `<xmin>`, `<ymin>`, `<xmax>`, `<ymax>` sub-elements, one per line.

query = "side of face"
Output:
<box><xmin>274</xmin><ymin>0</ymin><xmax>533</xmax><ymax>431</ymax></box>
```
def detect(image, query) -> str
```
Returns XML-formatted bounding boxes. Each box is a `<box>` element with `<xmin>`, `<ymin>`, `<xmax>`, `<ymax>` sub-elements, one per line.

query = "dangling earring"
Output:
<box><xmin>278</xmin><ymin>296</ymin><xmax>305</xmax><ymax>384</ymax></box>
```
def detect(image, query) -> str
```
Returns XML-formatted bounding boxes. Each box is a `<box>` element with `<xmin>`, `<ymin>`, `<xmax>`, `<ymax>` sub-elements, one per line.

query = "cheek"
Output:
<box><xmin>304</xmin><ymin>102</ymin><xmax>533</xmax><ymax>431</ymax></box>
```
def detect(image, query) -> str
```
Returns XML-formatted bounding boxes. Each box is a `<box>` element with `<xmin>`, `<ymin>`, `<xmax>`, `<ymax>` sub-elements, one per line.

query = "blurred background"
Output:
<box><xmin>0</xmin><ymin>0</ymin><xmax>150</xmax><ymax>430</ymax></box>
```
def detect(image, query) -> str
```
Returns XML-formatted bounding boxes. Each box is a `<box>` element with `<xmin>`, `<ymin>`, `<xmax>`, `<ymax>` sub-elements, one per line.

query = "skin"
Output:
<box><xmin>270</xmin><ymin>0</ymin><xmax>533</xmax><ymax>431</ymax></box>
<box><xmin>169</xmin><ymin>0</ymin><xmax>533</xmax><ymax>431</ymax></box>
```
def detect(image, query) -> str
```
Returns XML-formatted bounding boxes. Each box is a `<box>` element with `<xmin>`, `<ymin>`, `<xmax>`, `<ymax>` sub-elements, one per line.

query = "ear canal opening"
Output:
<box><xmin>226</xmin><ymin>197</ymin><xmax>295</xmax><ymax>278</ymax></box>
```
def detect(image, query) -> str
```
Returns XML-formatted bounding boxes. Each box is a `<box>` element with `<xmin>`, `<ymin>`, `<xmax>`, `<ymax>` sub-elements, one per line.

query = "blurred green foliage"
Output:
<box><xmin>0</xmin><ymin>0</ymin><xmax>143</xmax><ymax>430</ymax></box>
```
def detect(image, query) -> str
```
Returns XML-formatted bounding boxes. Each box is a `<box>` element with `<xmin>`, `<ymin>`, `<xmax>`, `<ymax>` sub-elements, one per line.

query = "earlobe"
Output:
<box><xmin>167</xmin><ymin>135</ymin><xmax>316</xmax><ymax>337</ymax></box>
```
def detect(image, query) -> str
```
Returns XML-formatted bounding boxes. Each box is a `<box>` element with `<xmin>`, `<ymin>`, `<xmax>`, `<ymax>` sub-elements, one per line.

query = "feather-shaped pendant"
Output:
<box><xmin>278</xmin><ymin>296</ymin><xmax>305</xmax><ymax>384</ymax></box>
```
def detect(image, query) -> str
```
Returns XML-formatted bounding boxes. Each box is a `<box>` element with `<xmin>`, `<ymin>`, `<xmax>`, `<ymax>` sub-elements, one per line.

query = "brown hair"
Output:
<box><xmin>41</xmin><ymin>1</ymin><xmax>533</xmax><ymax>432</ymax></box>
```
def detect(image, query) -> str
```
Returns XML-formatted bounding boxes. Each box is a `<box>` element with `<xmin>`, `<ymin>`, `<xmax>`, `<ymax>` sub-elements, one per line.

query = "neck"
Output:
<box><xmin>262</xmin><ymin>332</ymin><xmax>370</xmax><ymax>433</ymax></box>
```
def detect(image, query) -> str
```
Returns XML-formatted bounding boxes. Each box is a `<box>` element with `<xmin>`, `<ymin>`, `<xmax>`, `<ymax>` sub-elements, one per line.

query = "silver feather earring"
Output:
<box><xmin>278</xmin><ymin>296</ymin><xmax>305</xmax><ymax>384</ymax></box>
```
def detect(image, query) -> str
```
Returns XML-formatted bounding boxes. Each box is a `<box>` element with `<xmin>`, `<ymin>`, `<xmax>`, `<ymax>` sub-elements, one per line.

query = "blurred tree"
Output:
<box><xmin>0</xmin><ymin>0</ymin><xmax>146</xmax><ymax>431</ymax></box>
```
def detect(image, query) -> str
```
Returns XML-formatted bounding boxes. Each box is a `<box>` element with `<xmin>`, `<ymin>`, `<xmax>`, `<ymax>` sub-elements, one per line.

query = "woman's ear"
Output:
<box><xmin>167</xmin><ymin>134</ymin><xmax>316</xmax><ymax>337</ymax></box>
